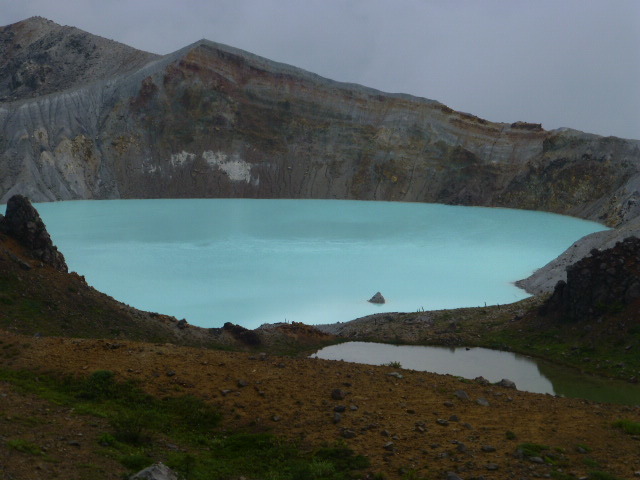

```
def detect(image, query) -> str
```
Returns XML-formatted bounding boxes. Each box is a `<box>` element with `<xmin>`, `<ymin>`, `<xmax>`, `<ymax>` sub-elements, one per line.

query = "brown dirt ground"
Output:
<box><xmin>1</xmin><ymin>330</ymin><xmax>639</xmax><ymax>480</ymax></box>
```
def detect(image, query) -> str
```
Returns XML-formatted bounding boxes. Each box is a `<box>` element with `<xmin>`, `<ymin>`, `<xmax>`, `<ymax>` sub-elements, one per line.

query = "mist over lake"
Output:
<box><xmin>36</xmin><ymin>199</ymin><xmax>606</xmax><ymax>329</ymax></box>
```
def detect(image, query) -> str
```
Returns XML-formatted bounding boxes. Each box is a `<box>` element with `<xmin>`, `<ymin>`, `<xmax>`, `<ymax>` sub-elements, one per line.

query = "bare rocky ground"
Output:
<box><xmin>1</xmin><ymin>330</ymin><xmax>640</xmax><ymax>480</ymax></box>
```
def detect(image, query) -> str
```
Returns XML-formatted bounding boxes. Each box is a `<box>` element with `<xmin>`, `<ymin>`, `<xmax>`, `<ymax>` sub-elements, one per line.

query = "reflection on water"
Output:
<box><xmin>311</xmin><ymin>342</ymin><xmax>640</xmax><ymax>405</ymax></box>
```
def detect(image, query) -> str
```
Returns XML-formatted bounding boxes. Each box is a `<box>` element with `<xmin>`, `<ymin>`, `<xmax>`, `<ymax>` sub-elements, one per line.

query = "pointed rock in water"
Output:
<box><xmin>0</xmin><ymin>195</ymin><xmax>67</xmax><ymax>272</ymax></box>
<box><xmin>368</xmin><ymin>292</ymin><xmax>385</xmax><ymax>304</ymax></box>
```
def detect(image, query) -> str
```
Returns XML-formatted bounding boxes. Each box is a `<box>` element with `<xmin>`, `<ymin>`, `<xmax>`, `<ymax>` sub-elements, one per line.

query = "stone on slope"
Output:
<box><xmin>130</xmin><ymin>462</ymin><xmax>179</xmax><ymax>480</ymax></box>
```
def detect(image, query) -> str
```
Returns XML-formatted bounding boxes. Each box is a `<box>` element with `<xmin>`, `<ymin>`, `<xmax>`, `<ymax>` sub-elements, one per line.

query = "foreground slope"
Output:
<box><xmin>2</xmin><ymin>330</ymin><xmax>640</xmax><ymax>480</ymax></box>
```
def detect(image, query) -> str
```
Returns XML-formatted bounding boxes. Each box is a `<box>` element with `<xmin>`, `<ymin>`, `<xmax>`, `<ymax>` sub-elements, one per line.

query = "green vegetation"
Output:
<box><xmin>517</xmin><ymin>442</ymin><xmax>550</xmax><ymax>457</ymax></box>
<box><xmin>383</xmin><ymin>361</ymin><xmax>402</xmax><ymax>368</ymax></box>
<box><xmin>588</xmin><ymin>471</ymin><xmax>625</xmax><ymax>480</ymax></box>
<box><xmin>6</xmin><ymin>438</ymin><xmax>42</xmax><ymax>455</ymax></box>
<box><xmin>0</xmin><ymin>368</ymin><xmax>371</xmax><ymax>479</ymax></box>
<box><xmin>612</xmin><ymin>419</ymin><xmax>640</xmax><ymax>435</ymax></box>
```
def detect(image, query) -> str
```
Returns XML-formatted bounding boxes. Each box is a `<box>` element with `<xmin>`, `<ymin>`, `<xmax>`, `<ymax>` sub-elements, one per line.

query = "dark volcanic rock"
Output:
<box><xmin>542</xmin><ymin>236</ymin><xmax>640</xmax><ymax>320</ymax></box>
<box><xmin>222</xmin><ymin>322</ymin><xmax>261</xmax><ymax>346</ymax></box>
<box><xmin>368</xmin><ymin>292</ymin><xmax>386</xmax><ymax>304</ymax></box>
<box><xmin>0</xmin><ymin>195</ymin><xmax>67</xmax><ymax>272</ymax></box>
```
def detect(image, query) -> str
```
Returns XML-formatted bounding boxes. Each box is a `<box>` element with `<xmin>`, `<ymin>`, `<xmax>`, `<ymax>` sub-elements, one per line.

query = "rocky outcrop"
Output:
<box><xmin>1</xmin><ymin>17</ymin><xmax>640</xmax><ymax>291</ymax></box>
<box><xmin>518</xmin><ymin>215</ymin><xmax>640</xmax><ymax>294</ymax></box>
<box><xmin>0</xmin><ymin>194</ymin><xmax>67</xmax><ymax>271</ymax></box>
<box><xmin>542</xmin><ymin>236</ymin><xmax>640</xmax><ymax>320</ymax></box>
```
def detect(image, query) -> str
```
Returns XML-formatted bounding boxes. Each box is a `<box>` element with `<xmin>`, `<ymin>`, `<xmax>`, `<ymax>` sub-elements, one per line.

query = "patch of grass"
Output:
<box><xmin>518</xmin><ymin>442</ymin><xmax>550</xmax><ymax>457</ymax></box>
<box><xmin>583</xmin><ymin>457</ymin><xmax>600</xmax><ymax>468</ymax></box>
<box><xmin>505</xmin><ymin>430</ymin><xmax>517</xmax><ymax>440</ymax></box>
<box><xmin>6</xmin><ymin>438</ymin><xmax>42</xmax><ymax>455</ymax></box>
<box><xmin>551</xmin><ymin>471</ymin><xmax>574</xmax><ymax>480</ymax></box>
<box><xmin>588</xmin><ymin>471</ymin><xmax>625</xmax><ymax>480</ymax></box>
<box><xmin>119</xmin><ymin>453</ymin><xmax>153</xmax><ymax>471</ymax></box>
<box><xmin>612</xmin><ymin>419</ymin><xmax>640</xmax><ymax>435</ymax></box>
<box><xmin>383</xmin><ymin>361</ymin><xmax>402</xmax><ymax>368</ymax></box>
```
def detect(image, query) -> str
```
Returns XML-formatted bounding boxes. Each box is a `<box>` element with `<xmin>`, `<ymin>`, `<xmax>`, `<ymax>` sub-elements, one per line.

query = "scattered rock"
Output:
<box><xmin>496</xmin><ymin>378</ymin><xmax>516</xmax><ymax>389</ymax></box>
<box><xmin>341</xmin><ymin>428</ymin><xmax>356</xmax><ymax>439</ymax></box>
<box><xmin>130</xmin><ymin>462</ymin><xmax>179</xmax><ymax>480</ymax></box>
<box><xmin>474</xmin><ymin>377</ymin><xmax>490</xmax><ymax>386</ymax></box>
<box><xmin>368</xmin><ymin>292</ymin><xmax>386</xmax><ymax>304</ymax></box>
<box><xmin>446</xmin><ymin>472</ymin><xmax>464</xmax><ymax>480</ymax></box>
<box><xmin>476</xmin><ymin>398</ymin><xmax>490</xmax><ymax>407</ymax></box>
<box><xmin>454</xmin><ymin>390</ymin><xmax>470</xmax><ymax>401</ymax></box>
<box><xmin>333</xmin><ymin>412</ymin><xmax>342</xmax><ymax>424</ymax></box>
<box><xmin>481</xmin><ymin>445</ymin><xmax>496</xmax><ymax>452</ymax></box>
<box><xmin>456</xmin><ymin>442</ymin><xmax>469</xmax><ymax>453</ymax></box>
<box><xmin>529</xmin><ymin>456</ymin><xmax>545</xmax><ymax>464</ymax></box>
<box><xmin>485</xmin><ymin>463</ymin><xmax>499</xmax><ymax>471</ymax></box>
<box><xmin>271</xmin><ymin>415</ymin><xmax>281</xmax><ymax>422</ymax></box>
<box><xmin>387</xmin><ymin>372</ymin><xmax>403</xmax><ymax>379</ymax></box>
<box><xmin>383</xmin><ymin>441</ymin><xmax>395</xmax><ymax>451</ymax></box>
<box><xmin>333</xmin><ymin>405</ymin><xmax>346</xmax><ymax>412</ymax></box>
<box><xmin>237</xmin><ymin>379</ymin><xmax>249</xmax><ymax>388</ymax></box>
<box><xmin>449</xmin><ymin>414</ymin><xmax>459</xmax><ymax>422</ymax></box>
<box><xmin>176</xmin><ymin>319</ymin><xmax>188</xmax><ymax>330</ymax></box>
<box><xmin>436</xmin><ymin>419</ymin><xmax>449</xmax><ymax>426</ymax></box>
<box><xmin>331</xmin><ymin>389</ymin><xmax>346</xmax><ymax>400</ymax></box>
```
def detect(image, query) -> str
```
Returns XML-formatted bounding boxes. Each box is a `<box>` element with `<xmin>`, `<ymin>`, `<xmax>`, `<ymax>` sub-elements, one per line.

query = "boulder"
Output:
<box><xmin>130</xmin><ymin>462</ymin><xmax>179</xmax><ymax>480</ymax></box>
<box><xmin>368</xmin><ymin>292</ymin><xmax>385</xmax><ymax>304</ymax></box>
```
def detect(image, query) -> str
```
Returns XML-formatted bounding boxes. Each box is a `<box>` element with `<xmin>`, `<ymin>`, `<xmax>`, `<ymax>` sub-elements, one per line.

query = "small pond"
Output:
<box><xmin>311</xmin><ymin>342</ymin><xmax>640</xmax><ymax>405</ymax></box>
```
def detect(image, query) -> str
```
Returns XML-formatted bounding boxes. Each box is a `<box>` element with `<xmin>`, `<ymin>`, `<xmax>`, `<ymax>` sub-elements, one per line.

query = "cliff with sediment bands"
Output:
<box><xmin>2</xmin><ymin>17</ymin><xmax>640</xmax><ymax>289</ymax></box>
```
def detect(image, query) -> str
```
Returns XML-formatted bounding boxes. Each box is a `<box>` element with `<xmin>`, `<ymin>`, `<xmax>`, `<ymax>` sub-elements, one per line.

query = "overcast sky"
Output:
<box><xmin>2</xmin><ymin>0</ymin><xmax>639</xmax><ymax>139</ymax></box>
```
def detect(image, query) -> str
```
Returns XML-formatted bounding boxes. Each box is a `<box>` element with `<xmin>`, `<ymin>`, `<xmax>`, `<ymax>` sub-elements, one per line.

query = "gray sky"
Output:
<box><xmin>2</xmin><ymin>0</ymin><xmax>639</xmax><ymax>139</ymax></box>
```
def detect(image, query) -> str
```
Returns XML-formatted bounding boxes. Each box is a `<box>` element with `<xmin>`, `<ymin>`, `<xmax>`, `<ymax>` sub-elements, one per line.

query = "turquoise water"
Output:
<box><xmin>36</xmin><ymin>199</ymin><xmax>606</xmax><ymax>329</ymax></box>
<box><xmin>312</xmin><ymin>342</ymin><xmax>640</xmax><ymax>405</ymax></box>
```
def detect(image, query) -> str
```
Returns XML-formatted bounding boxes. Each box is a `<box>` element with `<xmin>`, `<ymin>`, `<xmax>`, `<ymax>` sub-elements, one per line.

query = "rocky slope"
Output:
<box><xmin>2</xmin><ymin>330</ymin><xmax>640</xmax><ymax>480</ymax></box>
<box><xmin>1</xmin><ymin>16</ymin><xmax>640</xmax><ymax>291</ymax></box>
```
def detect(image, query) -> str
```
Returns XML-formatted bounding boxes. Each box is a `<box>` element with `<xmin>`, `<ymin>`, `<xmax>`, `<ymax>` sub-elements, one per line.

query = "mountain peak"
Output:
<box><xmin>0</xmin><ymin>16</ymin><xmax>157</xmax><ymax>102</ymax></box>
